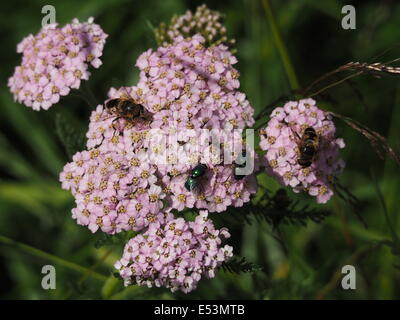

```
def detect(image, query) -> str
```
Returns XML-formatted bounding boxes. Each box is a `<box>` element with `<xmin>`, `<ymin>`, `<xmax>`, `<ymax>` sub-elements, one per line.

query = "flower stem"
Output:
<box><xmin>261</xmin><ymin>0</ymin><xmax>300</xmax><ymax>90</ymax></box>
<box><xmin>0</xmin><ymin>234</ymin><xmax>108</xmax><ymax>282</ymax></box>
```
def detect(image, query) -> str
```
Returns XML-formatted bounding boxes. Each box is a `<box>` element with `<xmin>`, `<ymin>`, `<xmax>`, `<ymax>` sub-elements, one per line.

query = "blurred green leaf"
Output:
<box><xmin>101</xmin><ymin>275</ymin><xmax>121</xmax><ymax>299</ymax></box>
<box><xmin>55</xmin><ymin>113</ymin><xmax>86</xmax><ymax>158</ymax></box>
<box><xmin>0</xmin><ymin>91</ymin><xmax>64</xmax><ymax>176</ymax></box>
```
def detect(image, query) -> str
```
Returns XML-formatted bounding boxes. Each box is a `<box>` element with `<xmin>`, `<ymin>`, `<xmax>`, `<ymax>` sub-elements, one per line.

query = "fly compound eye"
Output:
<box><xmin>105</xmin><ymin>99</ymin><xmax>120</xmax><ymax>109</ymax></box>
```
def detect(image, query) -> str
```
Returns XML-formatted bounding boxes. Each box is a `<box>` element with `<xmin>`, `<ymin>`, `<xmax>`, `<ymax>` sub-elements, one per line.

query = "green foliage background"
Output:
<box><xmin>1</xmin><ymin>0</ymin><xmax>400</xmax><ymax>299</ymax></box>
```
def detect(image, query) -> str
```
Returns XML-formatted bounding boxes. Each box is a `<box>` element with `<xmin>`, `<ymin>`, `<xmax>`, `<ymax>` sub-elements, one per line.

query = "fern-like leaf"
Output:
<box><xmin>220</xmin><ymin>256</ymin><xmax>262</xmax><ymax>274</ymax></box>
<box><xmin>223</xmin><ymin>189</ymin><xmax>331</xmax><ymax>228</ymax></box>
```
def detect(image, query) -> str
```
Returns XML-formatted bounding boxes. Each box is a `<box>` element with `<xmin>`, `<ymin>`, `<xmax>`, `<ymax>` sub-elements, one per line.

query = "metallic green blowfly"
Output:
<box><xmin>185</xmin><ymin>164</ymin><xmax>207</xmax><ymax>192</ymax></box>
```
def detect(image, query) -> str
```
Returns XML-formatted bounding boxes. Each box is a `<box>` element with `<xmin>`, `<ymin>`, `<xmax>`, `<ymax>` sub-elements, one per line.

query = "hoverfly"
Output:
<box><xmin>291</xmin><ymin>126</ymin><xmax>319</xmax><ymax>168</ymax></box>
<box><xmin>104</xmin><ymin>92</ymin><xmax>153</xmax><ymax>127</ymax></box>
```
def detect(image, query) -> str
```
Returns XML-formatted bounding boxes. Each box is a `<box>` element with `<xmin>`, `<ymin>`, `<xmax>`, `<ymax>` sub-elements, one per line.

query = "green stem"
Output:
<box><xmin>261</xmin><ymin>0</ymin><xmax>300</xmax><ymax>90</ymax></box>
<box><xmin>0</xmin><ymin>234</ymin><xmax>108</xmax><ymax>282</ymax></box>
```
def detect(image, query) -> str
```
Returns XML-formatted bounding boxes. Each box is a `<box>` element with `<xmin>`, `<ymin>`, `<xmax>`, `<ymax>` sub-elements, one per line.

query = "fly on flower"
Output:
<box><xmin>184</xmin><ymin>163</ymin><xmax>208</xmax><ymax>192</ymax></box>
<box><xmin>104</xmin><ymin>88</ymin><xmax>153</xmax><ymax>129</ymax></box>
<box><xmin>259</xmin><ymin>98</ymin><xmax>345</xmax><ymax>204</ymax></box>
<box><xmin>291</xmin><ymin>126</ymin><xmax>320</xmax><ymax>168</ymax></box>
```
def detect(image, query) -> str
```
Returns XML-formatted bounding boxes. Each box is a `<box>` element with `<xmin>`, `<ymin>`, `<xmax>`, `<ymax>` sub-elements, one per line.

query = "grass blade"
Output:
<box><xmin>261</xmin><ymin>0</ymin><xmax>299</xmax><ymax>90</ymax></box>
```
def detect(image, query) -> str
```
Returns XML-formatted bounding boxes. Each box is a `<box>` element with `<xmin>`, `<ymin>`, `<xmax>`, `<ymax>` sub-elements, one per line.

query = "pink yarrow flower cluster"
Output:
<box><xmin>59</xmin><ymin>147</ymin><xmax>166</xmax><ymax>234</ymax></box>
<box><xmin>59</xmin><ymin>31</ymin><xmax>256</xmax><ymax>293</ymax></box>
<box><xmin>60</xmin><ymin>81</ymin><xmax>257</xmax><ymax>234</ymax></box>
<box><xmin>8</xmin><ymin>18</ymin><xmax>107</xmax><ymax>110</ymax></box>
<box><xmin>259</xmin><ymin>98</ymin><xmax>345</xmax><ymax>203</ymax></box>
<box><xmin>135</xmin><ymin>34</ymin><xmax>254</xmax><ymax>130</ymax></box>
<box><xmin>84</xmin><ymin>98</ymin><xmax>258</xmax><ymax>214</ymax></box>
<box><xmin>82</xmin><ymin>33</ymin><xmax>259</xmax><ymax>214</ymax></box>
<box><xmin>115</xmin><ymin>211</ymin><xmax>233</xmax><ymax>293</ymax></box>
<box><xmin>60</xmin><ymin>46</ymin><xmax>258</xmax><ymax>231</ymax></box>
<box><xmin>157</xmin><ymin>128</ymin><xmax>259</xmax><ymax>213</ymax></box>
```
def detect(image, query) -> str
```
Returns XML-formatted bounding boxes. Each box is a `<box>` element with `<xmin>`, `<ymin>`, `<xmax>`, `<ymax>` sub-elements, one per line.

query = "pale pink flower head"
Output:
<box><xmin>114</xmin><ymin>210</ymin><xmax>233</xmax><ymax>293</ymax></box>
<box><xmin>61</xmin><ymin>30</ymin><xmax>258</xmax><ymax>231</ymax></box>
<box><xmin>84</xmin><ymin>85</ymin><xmax>257</xmax><ymax>215</ymax></box>
<box><xmin>59</xmin><ymin>148</ymin><xmax>166</xmax><ymax>234</ymax></box>
<box><xmin>156</xmin><ymin>127</ymin><xmax>259</xmax><ymax>213</ymax></box>
<box><xmin>259</xmin><ymin>98</ymin><xmax>345</xmax><ymax>203</ymax></box>
<box><xmin>134</xmin><ymin>34</ymin><xmax>254</xmax><ymax>131</ymax></box>
<box><xmin>8</xmin><ymin>17</ymin><xmax>107</xmax><ymax>110</ymax></box>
